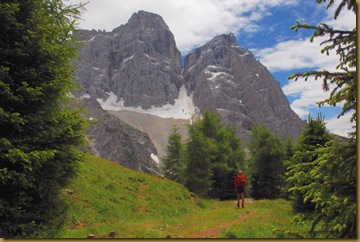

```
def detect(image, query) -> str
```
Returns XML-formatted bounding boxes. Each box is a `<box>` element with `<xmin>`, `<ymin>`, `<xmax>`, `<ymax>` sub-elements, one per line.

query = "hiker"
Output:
<box><xmin>234</xmin><ymin>170</ymin><xmax>248</xmax><ymax>208</ymax></box>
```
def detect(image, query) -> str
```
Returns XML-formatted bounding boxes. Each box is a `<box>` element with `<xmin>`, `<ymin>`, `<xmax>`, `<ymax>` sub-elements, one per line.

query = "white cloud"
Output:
<box><xmin>323</xmin><ymin>2</ymin><xmax>356</xmax><ymax>31</ymax></box>
<box><xmin>283</xmin><ymin>75</ymin><xmax>355</xmax><ymax>136</ymax></box>
<box><xmin>283</xmin><ymin>77</ymin><xmax>331</xmax><ymax>112</ymax></box>
<box><xmin>284</xmin><ymin>76</ymin><xmax>355</xmax><ymax>137</ymax></box>
<box><xmin>325</xmin><ymin>112</ymin><xmax>356</xmax><ymax>138</ymax></box>
<box><xmin>251</xmin><ymin>36</ymin><xmax>340</xmax><ymax>72</ymax></box>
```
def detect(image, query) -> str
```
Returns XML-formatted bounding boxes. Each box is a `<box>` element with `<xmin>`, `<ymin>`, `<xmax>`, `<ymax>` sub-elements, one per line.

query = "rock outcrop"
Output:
<box><xmin>82</xmin><ymin>98</ymin><xmax>160</xmax><ymax>175</ymax></box>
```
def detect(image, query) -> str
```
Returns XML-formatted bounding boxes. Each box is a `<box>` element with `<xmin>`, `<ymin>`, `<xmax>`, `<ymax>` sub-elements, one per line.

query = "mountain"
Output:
<box><xmin>183</xmin><ymin>32</ymin><xmax>305</xmax><ymax>140</ymax></box>
<box><xmin>74</xmin><ymin>10</ymin><xmax>305</xmax><ymax>174</ymax></box>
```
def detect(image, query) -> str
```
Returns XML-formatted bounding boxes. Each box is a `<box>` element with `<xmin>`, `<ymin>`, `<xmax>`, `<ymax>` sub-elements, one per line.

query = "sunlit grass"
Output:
<box><xmin>57</xmin><ymin>155</ymin><xmax>203</xmax><ymax>238</ymax></box>
<box><xmin>56</xmin><ymin>155</ymin><xmax>311</xmax><ymax>238</ymax></box>
<box><xmin>220</xmin><ymin>199</ymin><xmax>310</xmax><ymax>238</ymax></box>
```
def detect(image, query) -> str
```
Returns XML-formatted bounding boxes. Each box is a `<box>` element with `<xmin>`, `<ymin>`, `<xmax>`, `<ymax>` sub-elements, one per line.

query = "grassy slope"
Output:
<box><xmin>57</xmin><ymin>155</ymin><xmax>309</xmax><ymax>238</ymax></box>
<box><xmin>58</xmin><ymin>155</ymin><xmax>203</xmax><ymax>238</ymax></box>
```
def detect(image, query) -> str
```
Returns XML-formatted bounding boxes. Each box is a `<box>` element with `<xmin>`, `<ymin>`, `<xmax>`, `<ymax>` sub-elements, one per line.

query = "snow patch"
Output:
<box><xmin>96</xmin><ymin>85</ymin><xmax>199</xmax><ymax>120</ymax></box>
<box><xmin>151</xmin><ymin>153</ymin><xmax>160</xmax><ymax>164</ymax></box>
<box><xmin>205</xmin><ymin>65</ymin><xmax>235</xmax><ymax>83</ymax></box>
<box><xmin>239</xmin><ymin>51</ymin><xmax>249</xmax><ymax>57</ymax></box>
<box><xmin>90</xmin><ymin>35</ymin><xmax>98</xmax><ymax>42</ymax></box>
<box><xmin>187</xmin><ymin>64</ymin><xmax>196</xmax><ymax>73</ymax></box>
<box><xmin>122</xmin><ymin>55</ymin><xmax>134</xmax><ymax>64</ymax></box>
<box><xmin>224</xmin><ymin>31</ymin><xmax>234</xmax><ymax>36</ymax></box>
<box><xmin>145</xmin><ymin>54</ymin><xmax>154</xmax><ymax>60</ymax></box>
<box><xmin>81</xmin><ymin>94</ymin><xmax>91</xmax><ymax>99</ymax></box>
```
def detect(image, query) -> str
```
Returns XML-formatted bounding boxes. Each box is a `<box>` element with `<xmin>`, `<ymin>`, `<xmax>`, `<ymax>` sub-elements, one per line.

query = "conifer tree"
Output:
<box><xmin>0</xmin><ymin>0</ymin><xmax>87</xmax><ymax>237</ymax></box>
<box><xmin>293</xmin><ymin>138</ymin><xmax>356</xmax><ymax>238</ymax></box>
<box><xmin>161</xmin><ymin>123</ymin><xmax>186</xmax><ymax>184</ymax></box>
<box><xmin>288</xmin><ymin>0</ymin><xmax>356</xmax><ymax>127</ymax></box>
<box><xmin>249</xmin><ymin>124</ymin><xmax>284</xmax><ymax>199</ymax></box>
<box><xmin>285</xmin><ymin>114</ymin><xmax>333</xmax><ymax>212</ymax></box>
<box><xmin>281</xmin><ymin>137</ymin><xmax>295</xmax><ymax>199</ymax></box>
<box><xmin>184</xmin><ymin>110</ymin><xmax>245</xmax><ymax>198</ymax></box>
<box><xmin>184</xmin><ymin>124</ymin><xmax>214</xmax><ymax>196</ymax></box>
<box><xmin>211</xmin><ymin>123</ymin><xmax>245</xmax><ymax>199</ymax></box>
<box><xmin>285</xmin><ymin>0</ymin><xmax>356</xmax><ymax>237</ymax></box>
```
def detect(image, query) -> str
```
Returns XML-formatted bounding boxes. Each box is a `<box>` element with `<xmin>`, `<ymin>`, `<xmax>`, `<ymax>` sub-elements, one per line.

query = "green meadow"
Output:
<box><xmin>55</xmin><ymin>155</ymin><xmax>310</xmax><ymax>238</ymax></box>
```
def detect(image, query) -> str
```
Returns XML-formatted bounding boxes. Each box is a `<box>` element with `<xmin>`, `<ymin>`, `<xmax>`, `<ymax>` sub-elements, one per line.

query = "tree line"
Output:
<box><xmin>162</xmin><ymin>109</ymin><xmax>355</xmax><ymax>238</ymax></box>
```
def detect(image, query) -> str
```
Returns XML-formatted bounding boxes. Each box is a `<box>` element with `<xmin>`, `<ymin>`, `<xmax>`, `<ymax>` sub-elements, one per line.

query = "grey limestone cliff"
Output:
<box><xmin>76</xmin><ymin>10</ymin><xmax>183</xmax><ymax>109</ymax></box>
<box><xmin>183</xmin><ymin>33</ymin><xmax>305</xmax><ymax>140</ymax></box>
<box><xmin>83</xmin><ymin>98</ymin><xmax>160</xmax><ymax>175</ymax></box>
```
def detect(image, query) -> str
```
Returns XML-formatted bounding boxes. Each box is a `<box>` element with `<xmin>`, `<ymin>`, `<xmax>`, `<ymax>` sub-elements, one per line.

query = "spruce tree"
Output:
<box><xmin>281</xmin><ymin>137</ymin><xmax>294</xmax><ymax>199</ymax></box>
<box><xmin>291</xmin><ymin>138</ymin><xmax>356</xmax><ymax>238</ymax></box>
<box><xmin>285</xmin><ymin>114</ymin><xmax>333</xmax><ymax>213</ymax></box>
<box><xmin>185</xmin><ymin>110</ymin><xmax>246</xmax><ymax>199</ymax></box>
<box><xmin>249</xmin><ymin>124</ymin><xmax>284</xmax><ymax>199</ymax></box>
<box><xmin>185</xmin><ymin>124</ymin><xmax>214</xmax><ymax>197</ymax></box>
<box><xmin>161</xmin><ymin>123</ymin><xmax>185</xmax><ymax>184</ymax></box>
<box><xmin>211</xmin><ymin>123</ymin><xmax>245</xmax><ymax>199</ymax></box>
<box><xmin>0</xmin><ymin>0</ymin><xmax>87</xmax><ymax>238</ymax></box>
<box><xmin>285</xmin><ymin>1</ymin><xmax>356</xmax><ymax>237</ymax></box>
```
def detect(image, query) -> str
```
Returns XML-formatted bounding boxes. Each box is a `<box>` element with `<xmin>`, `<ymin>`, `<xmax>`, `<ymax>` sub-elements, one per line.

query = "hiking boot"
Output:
<box><xmin>242</xmin><ymin>204</ymin><xmax>244</xmax><ymax>208</ymax></box>
<box><xmin>236</xmin><ymin>202</ymin><xmax>240</xmax><ymax>208</ymax></box>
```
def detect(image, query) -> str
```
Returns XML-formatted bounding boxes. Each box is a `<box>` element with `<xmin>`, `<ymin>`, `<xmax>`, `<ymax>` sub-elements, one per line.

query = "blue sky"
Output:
<box><xmin>66</xmin><ymin>0</ymin><xmax>356</xmax><ymax>137</ymax></box>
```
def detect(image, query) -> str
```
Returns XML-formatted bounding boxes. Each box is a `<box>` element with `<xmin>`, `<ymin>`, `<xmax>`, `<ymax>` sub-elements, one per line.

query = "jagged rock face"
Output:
<box><xmin>183</xmin><ymin>33</ymin><xmax>305</xmax><ymax>140</ymax></box>
<box><xmin>76</xmin><ymin>10</ymin><xmax>183</xmax><ymax>109</ymax></box>
<box><xmin>74</xmin><ymin>10</ymin><xmax>305</xmax><ymax>174</ymax></box>
<box><xmin>83</xmin><ymin>98</ymin><xmax>160</xmax><ymax>175</ymax></box>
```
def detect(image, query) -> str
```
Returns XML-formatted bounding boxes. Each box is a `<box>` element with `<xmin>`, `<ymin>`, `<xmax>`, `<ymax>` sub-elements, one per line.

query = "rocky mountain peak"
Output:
<box><xmin>75</xmin><ymin>10</ymin><xmax>182</xmax><ymax>110</ymax></box>
<box><xmin>127</xmin><ymin>10</ymin><xmax>170</xmax><ymax>31</ymax></box>
<box><xmin>183</xmin><ymin>33</ymin><xmax>305</xmax><ymax>140</ymax></box>
<box><xmin>183</xmin><ymin>32</ymin><xmax>249</xmax><ymax>73</ymax></box>
<box><xmin>210</xmin><ymin>32</ymin><xmax>238</xmax><ymax>45</ymax></box>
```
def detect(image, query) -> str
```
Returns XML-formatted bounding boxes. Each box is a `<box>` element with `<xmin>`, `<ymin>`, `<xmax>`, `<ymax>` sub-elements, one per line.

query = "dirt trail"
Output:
<box><xmin>185</xmin><ymin>208</ymin><xmax>254</xmax><ymax>238</ymax></box>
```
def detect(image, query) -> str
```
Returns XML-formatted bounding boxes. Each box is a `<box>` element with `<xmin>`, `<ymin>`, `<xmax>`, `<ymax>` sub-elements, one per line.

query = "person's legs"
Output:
<box><xmin>236</xmin><ymin>193</ymin><xmax>240</xmax><ymax>208</ymax></box>
<box><xmin>241</xmin><ymin>192</ymin><xmax>245</xmax><ymax>208</ymax></box>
